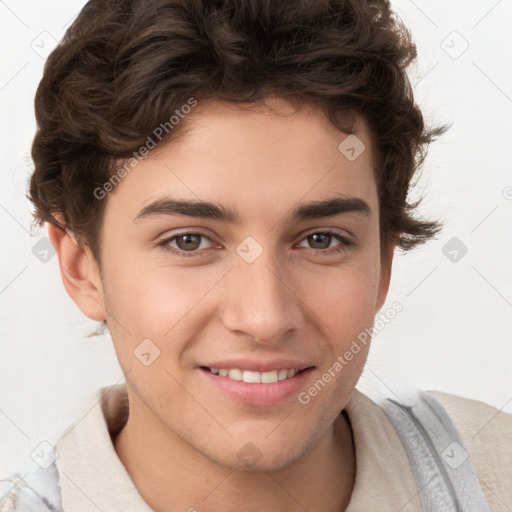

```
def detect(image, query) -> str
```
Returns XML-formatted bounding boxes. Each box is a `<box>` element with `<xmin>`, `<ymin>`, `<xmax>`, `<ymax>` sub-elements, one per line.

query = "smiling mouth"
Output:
<box><xmin>199</xmin><ymin>366</ymin><xmax>309</xmax><ymax>384</ymax></box>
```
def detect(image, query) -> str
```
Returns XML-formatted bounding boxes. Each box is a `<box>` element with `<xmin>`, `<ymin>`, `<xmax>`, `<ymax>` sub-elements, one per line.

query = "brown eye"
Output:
<box><xmin>158</xmin><ymin>232</ymin><xmax>214</xmax><ymax>256</ymax></box>
<box><xmin>175</xmin><ymin>233</ymin><xmax>202</xmax><ymax>251</ymax></box>
<box><xmin>307</xmin><ymin>233</ymin><xmax>333</xmax><ymax>250</ymax></box>
<box><xmin>298</xmin><ymin>231</ymin><xmax>350</xmax><ymax>253</ymax></box>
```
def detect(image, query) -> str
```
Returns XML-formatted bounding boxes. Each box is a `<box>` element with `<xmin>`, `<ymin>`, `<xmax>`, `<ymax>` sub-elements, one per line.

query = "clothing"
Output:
<box><xmin>381</xmin><ymin>391</ymin><xmax>491</xmax><ymax>511</ymax></box>
<box><xmin>1</xmin><ymin>384</ymin><xmax>511</xmax><ymax>511</ymax></box>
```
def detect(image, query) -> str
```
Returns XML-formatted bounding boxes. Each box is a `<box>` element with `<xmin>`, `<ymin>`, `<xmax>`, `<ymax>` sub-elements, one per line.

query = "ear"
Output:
<box><xmin>47</xmin><ymin>214</ymin><xmax>106</xmax><ymax>321</ymax></box>
<box><xmin>376</xmin><ymin>243</ymin><xmax>395</xmax><ymax>312</ymax></box>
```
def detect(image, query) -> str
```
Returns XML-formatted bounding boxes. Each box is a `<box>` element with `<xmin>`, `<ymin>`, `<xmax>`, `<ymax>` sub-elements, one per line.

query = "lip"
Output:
<box><xmin>198</xmin><ymin>365</ymin><xmax>315</xmax><ymax>406</ymax></box>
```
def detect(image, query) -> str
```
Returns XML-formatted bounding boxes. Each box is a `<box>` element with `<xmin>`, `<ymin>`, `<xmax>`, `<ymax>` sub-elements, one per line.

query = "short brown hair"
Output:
<box><xmin>29</xmin><ymin>0</ymin><xmax>447</xmax><ymax>266</ymax></box>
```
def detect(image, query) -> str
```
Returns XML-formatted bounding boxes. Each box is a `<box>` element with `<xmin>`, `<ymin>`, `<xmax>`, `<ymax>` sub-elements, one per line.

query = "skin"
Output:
<box><xmin>49</xmin><ymin>96</ymin><xmax>394</xmax><ymax>512</ymax></box>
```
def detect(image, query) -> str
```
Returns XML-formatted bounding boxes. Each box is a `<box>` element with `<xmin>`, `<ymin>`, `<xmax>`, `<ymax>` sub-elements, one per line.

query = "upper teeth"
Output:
<box><xmin>209</xmin><ymin>368</ymin><xmax>299</xmax><ymax>383</ymax></box>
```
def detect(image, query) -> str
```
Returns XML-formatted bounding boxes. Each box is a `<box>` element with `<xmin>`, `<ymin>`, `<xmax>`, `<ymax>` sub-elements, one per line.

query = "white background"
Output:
<box><xmin>1</xmin><ymin>0</ymin><xmax>511</xmax><ymax>475</ymax></box>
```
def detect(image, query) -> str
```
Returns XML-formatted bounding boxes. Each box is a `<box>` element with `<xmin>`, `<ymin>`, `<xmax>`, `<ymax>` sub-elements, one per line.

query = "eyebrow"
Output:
<box><xmin>133</xmin><ymin>194</ymin><xmax>371</xmax><ymax>224</ymax></box>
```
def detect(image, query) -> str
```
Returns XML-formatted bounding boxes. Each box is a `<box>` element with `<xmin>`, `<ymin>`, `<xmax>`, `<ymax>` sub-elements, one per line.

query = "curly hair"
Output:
<box><xmin>29</xmin><ymin>0</ymin><xmax>447</xmax><ymax>266</ymax></box>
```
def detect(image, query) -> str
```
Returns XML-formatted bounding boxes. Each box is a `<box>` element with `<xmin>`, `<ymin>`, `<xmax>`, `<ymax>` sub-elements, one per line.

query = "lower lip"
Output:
<box><xmin>198</xmin><ymin>367</ymin><xmax>314</xmax><ymax>406</ymax></box>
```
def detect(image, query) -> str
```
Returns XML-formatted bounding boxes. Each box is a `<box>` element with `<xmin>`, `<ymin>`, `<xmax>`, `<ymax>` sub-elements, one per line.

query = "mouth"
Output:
<box><xmin>198</xmin><ymin>365</ymin><xmax>315</xmax><ymax>406</ymax></box>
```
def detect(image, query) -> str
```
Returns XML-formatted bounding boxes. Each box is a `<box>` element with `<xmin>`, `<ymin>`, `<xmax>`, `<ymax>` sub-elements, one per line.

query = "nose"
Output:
<box><xmin>220</xmin><ymin>248</ymin><xmax>305</xmax><ymax>344</ymax></box>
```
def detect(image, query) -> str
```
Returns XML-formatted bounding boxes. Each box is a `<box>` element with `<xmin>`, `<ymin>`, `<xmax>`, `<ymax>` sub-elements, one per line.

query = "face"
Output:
<box><xmin>90</xmin><ymin>97</ymin><xmax>391</xmax><ymax>470</ymax></box>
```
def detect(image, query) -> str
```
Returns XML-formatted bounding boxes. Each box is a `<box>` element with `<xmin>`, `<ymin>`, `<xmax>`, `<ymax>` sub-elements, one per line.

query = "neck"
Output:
<box><xmin>114</xmin><ymin>395</ymin><xmax>355</xmax><ymax>512</ymax></box>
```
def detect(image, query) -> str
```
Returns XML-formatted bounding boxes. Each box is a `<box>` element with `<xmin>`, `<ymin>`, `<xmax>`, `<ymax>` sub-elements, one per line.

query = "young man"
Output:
<box><xmin>1</xmin><ymin>0</ymin><xmax>510</xmax><ymax>511</ymax></box>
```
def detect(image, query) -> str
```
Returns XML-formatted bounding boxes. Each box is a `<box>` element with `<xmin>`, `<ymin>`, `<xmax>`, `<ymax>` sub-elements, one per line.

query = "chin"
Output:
<box><xmin>201</xmin><ymin>432</ymin><xmax>314</xmax><ymax>473</ymax></box>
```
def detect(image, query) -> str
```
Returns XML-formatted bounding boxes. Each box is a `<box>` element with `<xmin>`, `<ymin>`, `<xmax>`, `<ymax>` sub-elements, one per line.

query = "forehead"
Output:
<box><xmin>104</xmin><ymin>97</ymin><xmax>377</xmax><ymax>224</ymax></box>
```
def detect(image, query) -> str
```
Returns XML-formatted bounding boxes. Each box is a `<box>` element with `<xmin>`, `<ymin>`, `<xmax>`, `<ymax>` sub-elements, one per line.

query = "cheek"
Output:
<box><xmin>298</xmin><ymin>256</ymin><xmax>381</xmax><ymax>339</ymax></box>
<box><xmin>103</xmin><ymin>248</ymin><xmax>222</xmax><ymax>330</ymax></box>
<box><xmin>101</xmin><ymin>261</ymin><xmax>218</xmax><ymax>397</ymax></box>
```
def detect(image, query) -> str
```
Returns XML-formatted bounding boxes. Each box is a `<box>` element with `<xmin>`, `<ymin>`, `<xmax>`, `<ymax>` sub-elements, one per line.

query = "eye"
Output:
<box><xmin>157</xmin><ymin>230</ymin><xmax>352</xmax><ymax>258</ymax></box>
<box><xmin>297</xmin><ymin>231</ymin><xmax>352</xmax><ymax>254</ymax></box>
<box><xmin>158</xmin><ymin>232</ymin><xmax>214</xmax><ymax>257</ymax></box>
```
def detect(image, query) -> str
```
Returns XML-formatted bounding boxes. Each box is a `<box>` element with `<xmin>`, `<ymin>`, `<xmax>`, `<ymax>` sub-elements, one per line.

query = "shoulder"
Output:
<box><xmin>428</xmin><ymin>390</ymin><xmax>512</xmax><ymax>511</ymax></box>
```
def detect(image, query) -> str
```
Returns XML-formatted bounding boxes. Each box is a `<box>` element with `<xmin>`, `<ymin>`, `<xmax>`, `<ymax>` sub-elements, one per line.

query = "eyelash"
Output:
<box><xmin>156</xmin><ymin>230</ymin><xmax>353</xmax><ymax>258</ymax></box>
